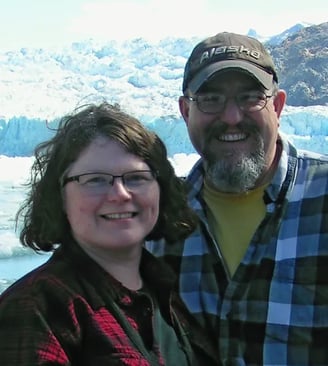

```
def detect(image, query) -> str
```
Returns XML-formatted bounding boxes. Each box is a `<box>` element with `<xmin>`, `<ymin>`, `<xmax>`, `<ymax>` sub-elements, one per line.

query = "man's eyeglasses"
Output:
<box><xmin>185</xmin><ymin>90</ymin><xmax>274</xmax><ymax>114</ymax></box>
<box><xmin>61</xmin><ymin>170</ymin><xmax>157</xmax><ymax>195</ymax></box>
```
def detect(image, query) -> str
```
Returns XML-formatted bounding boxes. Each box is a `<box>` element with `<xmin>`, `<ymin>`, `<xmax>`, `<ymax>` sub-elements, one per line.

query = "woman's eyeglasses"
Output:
<box><xmin>61</xmin><ymin>170</ymin><xmax>157</xmax><ymax>195</ymax></box>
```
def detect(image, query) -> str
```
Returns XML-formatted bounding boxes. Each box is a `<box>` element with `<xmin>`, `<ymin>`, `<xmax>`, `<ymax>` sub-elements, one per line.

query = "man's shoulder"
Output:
<box><xmin>282</xmin><ymin>137</ymin><xmax>328</xmax><ymax>174</ymax></box>
<box><xmin>296</xmin><ymin>148</ymin><xmax>328</xmax><ymax>163</ymax></box>
<box><xmin>295</xmin><ymin>148</ymin><xmax>328</xmax><ymax>178</ymax></box>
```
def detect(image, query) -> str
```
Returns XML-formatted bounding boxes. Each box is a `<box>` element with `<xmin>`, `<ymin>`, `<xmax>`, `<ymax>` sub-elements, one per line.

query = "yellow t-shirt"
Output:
<box><xmin>203</xmin><ymin>180</ymin><xmax>267</xmax><ymax>276</ymax></box>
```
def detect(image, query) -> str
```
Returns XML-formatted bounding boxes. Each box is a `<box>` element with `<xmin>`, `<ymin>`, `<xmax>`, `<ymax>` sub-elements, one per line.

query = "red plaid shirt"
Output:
<box><xmin>0</xmin><ymin>241</ymin><xmax>218</xmax><ymax>365</ymax></box>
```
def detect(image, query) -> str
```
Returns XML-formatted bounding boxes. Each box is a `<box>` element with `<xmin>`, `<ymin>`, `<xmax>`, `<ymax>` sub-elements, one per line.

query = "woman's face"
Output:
<box><xmin>63</xmin><ymin>136</ymin><xmax>160</xmax><ymax>258</ymax></box>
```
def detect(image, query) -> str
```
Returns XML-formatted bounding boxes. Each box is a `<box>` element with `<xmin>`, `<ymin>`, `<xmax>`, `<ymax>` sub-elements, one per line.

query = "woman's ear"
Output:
<box><xmin>61</xmin><ymin>188</ymin><xmax>67</xmax><ymax>213</ymax></box>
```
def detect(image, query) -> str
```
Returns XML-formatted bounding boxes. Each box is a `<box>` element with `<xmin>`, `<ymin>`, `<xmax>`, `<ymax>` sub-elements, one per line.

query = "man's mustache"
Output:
<box><xmin>205</xmin><ymin>119</ymin><xmax>260</xmax><ymax>140</ymax></box>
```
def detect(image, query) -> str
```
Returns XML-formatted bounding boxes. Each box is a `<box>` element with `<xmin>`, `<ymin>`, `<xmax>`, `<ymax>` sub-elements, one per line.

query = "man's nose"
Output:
<box><xmin>219</xmin><ymin>98</ymin><xmax>244</xmax><ymax>126</ymax></box>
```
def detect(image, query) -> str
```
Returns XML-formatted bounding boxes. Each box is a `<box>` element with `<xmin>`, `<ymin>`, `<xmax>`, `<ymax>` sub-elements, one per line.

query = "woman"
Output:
<box><xmin>0</xmin><ymin>102</ymin><xmax>218</xmax><ymax>365</ymax></box>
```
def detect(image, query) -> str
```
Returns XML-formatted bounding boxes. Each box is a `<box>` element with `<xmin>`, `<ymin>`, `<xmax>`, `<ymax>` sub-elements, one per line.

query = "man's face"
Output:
<box><xmin>179</xmin><ymin>71</ymin><xmax>286</xmax><ymax>193</ymax></box>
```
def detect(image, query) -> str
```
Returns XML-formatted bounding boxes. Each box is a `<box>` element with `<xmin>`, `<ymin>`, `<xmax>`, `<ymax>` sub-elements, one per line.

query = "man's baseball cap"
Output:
<box><xmin>182</xmin><ymin>32</ymin><xmax>278</xmax><ymax>93</ymax></box>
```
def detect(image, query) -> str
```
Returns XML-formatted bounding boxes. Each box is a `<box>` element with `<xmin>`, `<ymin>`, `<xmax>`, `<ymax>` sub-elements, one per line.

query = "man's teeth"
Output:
<box><xmin>104</xmin><ymin>213</ymin><xmax>134</xmax><ymax>219</ymax></box>
<box><xmin>219</xmin><ymin>133</ymin><xmax>247</xmax><ymax>142</ymax></box>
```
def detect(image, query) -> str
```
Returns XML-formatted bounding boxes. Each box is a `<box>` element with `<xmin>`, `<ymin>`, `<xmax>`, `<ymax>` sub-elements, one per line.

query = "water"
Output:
<box><xmin>0</xmin><ymin>254</ymin><xmax>51</xmax><ymax>292</ymax></box>
<box><xmin>0</xmin><ymin>156</ymin><xmax>51</xmax><ymax>294</ymax></box>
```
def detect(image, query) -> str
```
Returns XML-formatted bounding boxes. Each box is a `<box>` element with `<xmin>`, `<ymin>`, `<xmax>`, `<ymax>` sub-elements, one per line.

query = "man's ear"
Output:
<box><xmin>178</xmin><ymin>96</ymin><xmax>190</xmax><ymax>125</ymax></box>
<box><xmin>273</xmin><ymin>89</ymin><xmax>286</xmax><ymax>118</ymax></box>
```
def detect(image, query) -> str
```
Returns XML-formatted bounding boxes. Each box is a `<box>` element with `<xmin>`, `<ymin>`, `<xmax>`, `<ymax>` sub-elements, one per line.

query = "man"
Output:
<box><xmin>147</xmin><ymin>32</ymin><xmax>328</xmax><ymax>365</ymax></box>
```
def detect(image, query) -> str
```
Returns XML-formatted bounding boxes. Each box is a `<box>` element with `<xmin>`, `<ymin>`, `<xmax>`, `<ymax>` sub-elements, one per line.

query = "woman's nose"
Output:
<box><xmin>105</xmin><ymin>178</ymin><xmax>131</xmax><ymax>200</ymax></box>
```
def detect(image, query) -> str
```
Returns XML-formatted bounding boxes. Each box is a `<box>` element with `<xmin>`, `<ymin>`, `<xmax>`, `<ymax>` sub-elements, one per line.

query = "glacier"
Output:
<box><xmin>0</xmin><ymin>36</ymin><xmax>327</xmax><ymax>157</ymax></box>
<box><xmin>0</xmin><ymin>105</ymin><xmax>328</xmax><ymax>157</ymax></box>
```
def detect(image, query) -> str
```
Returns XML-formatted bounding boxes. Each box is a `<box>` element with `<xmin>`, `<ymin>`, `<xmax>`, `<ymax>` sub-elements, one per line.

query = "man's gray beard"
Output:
<box><xmin>206</xmin><ymin>140</ymin><xmax>266</xmax><ymax>193</ymax></box>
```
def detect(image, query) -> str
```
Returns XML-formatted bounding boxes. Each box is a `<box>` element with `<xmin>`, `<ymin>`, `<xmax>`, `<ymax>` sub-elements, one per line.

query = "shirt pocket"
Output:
<box><xmin>265</xmin><ymin>259</ymin><xmax>328</xmax><ymax>344</ymax></box>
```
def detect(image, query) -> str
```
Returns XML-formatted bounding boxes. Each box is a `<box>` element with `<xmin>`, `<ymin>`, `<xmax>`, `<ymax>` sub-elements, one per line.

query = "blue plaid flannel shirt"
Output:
<box><xmin>147</xmin><ymin>135</ymin><xmax>328</xmax><ymax>365</ymax></box>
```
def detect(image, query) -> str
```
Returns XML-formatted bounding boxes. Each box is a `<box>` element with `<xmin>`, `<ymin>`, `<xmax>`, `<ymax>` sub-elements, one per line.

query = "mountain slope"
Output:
<box><xmin>267</xmin><ymin>22</ymin><xmax>328</xmax><ymax>106</ymax></box>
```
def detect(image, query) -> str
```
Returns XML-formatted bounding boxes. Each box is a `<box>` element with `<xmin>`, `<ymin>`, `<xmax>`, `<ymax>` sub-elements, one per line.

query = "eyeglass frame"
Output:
<box><xmin>184</xmin><ymin>90</ymin><xmax>274</xmax><ymax>114</ymax></box>
<box><xmin>61</xmin><ymin>169</ymin><xmax>158</xmax><ymax>194</ymax></box>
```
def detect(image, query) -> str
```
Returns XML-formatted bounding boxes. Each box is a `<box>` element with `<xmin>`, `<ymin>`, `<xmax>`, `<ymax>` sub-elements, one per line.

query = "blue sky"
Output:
<box><xmin>1</xmin><ymin>0</ymin><xmax>327</xmax><ymax>50</ymax></box>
